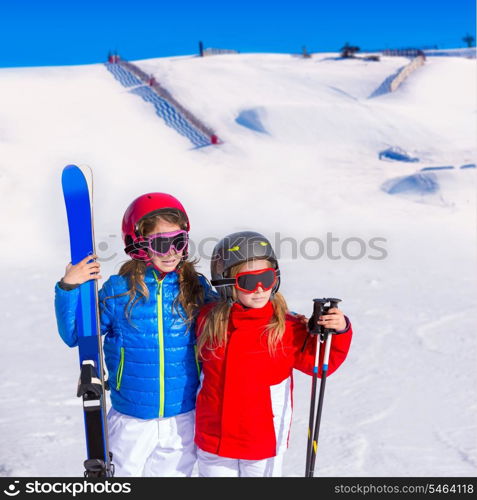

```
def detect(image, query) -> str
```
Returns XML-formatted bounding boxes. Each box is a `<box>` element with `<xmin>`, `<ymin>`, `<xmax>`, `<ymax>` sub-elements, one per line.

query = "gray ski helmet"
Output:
<box><xmin>210</xmin><ymin>231</ymin><xmax>280</xmax><ymax>299</ymax></box>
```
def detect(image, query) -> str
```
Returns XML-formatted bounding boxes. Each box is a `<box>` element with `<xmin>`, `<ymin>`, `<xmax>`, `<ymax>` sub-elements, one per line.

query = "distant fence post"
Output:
<box><xmin>202</xmin><ymin>47</ymin><xmax>239</xmax><ymax>56</ymax></box>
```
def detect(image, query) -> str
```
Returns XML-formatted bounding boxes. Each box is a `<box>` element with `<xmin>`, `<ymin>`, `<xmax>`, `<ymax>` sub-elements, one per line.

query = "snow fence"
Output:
<box><xmin>105</xmin><ymin>60</ymin><xmax>219</xmax><ymax>148</ymax></box>
<box><xmin>389</xmin><ymin>55</ymin><xmax>426</xmax><ymax>92</ymax></box>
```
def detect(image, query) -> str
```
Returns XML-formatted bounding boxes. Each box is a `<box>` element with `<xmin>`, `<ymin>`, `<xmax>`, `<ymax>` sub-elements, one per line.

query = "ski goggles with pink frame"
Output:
<box><xmin>138</xmin><ymin>230</ymin><xmax>189</xmax><ymax>257</ymax></box>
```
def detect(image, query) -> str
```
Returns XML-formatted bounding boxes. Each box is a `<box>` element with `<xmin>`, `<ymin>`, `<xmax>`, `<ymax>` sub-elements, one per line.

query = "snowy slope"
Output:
<box><xmin>0</xmin><ymin>52</ymin><xmax>475</xmax><ymax>477</ymax></box>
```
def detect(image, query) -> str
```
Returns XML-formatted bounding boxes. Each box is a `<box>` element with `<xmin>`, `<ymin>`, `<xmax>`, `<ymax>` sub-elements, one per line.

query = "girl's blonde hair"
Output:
<box><xmin>103</xmin><ymin>208</ymin><xmax>206</xmax><ymax>327</ymax></box>
<box><xmin>197</xmin><ymin>259</ymin><xmax>288</xmax><ymax>359</ymax></box>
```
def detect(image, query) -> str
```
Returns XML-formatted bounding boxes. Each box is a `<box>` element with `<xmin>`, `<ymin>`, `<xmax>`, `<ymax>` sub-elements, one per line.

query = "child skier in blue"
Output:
<box><xmin>55</xmin><ymin>193</ymin><xmax>216</xmax><ymax>476</ymax></box>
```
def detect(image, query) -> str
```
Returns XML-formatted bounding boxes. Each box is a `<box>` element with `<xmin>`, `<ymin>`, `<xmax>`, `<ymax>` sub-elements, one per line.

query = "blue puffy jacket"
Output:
<box><xmin>55</xmin><ymin>267</ymin><xmax>217</xmax><ymax>419</ymax></box>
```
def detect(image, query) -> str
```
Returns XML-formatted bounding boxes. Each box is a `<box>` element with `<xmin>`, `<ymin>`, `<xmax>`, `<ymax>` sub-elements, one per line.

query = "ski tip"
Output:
<box><xmin>62</xmin><ymin>164</ymin><xmax>92</xmax><ymax>185</ymax></box>
<box><xmin>61</xmin><ymin>164</ymin><xmax>91</xmax><ymax>197</ymax></box>
<box><xmin>62</xmin><ymin>164</ymin><xmax>80</xmax><ymax>182</ymax></box>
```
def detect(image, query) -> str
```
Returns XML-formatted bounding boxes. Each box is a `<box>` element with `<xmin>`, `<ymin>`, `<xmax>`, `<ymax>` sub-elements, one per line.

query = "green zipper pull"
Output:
<box><xmin>116</xmin><ymin>347</ymin><xmax>125</xmax><ymax>390</ymax></box>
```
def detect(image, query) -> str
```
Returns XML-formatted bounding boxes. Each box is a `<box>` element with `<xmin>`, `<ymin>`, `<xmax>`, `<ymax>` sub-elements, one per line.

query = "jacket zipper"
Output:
<box><xmin>152</xmin><ymin>270</ymin><xmax>165</xmax><ymax>418</ymax></box>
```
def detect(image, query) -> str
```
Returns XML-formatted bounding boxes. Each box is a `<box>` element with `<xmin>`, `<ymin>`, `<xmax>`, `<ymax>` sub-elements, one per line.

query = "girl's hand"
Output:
<box><xmin>317</xmin><ymin>308</ymin><xmax>346</xmax><ymax>331</ymax></box>
<box><xmin>62</xmin><ymin>254</ymin><xmax>102</xmax><ymax>285</ymax></box>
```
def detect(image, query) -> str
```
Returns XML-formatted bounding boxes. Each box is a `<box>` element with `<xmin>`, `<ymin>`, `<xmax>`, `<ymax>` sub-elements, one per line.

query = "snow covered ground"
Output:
<box><xmin>0</xmin><ymin>50</ymin><xmax>475</xmax><ymax>477</ymax></box>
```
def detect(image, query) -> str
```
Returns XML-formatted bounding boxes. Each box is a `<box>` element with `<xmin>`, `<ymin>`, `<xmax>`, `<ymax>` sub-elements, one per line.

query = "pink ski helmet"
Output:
<box><xmin>122</xmin><ymin>193</ymin><xmax>190</xmax><ymax>260</ymax></box>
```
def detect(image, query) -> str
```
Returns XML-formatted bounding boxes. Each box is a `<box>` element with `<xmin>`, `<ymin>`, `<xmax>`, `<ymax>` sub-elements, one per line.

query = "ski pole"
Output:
<box><xmin>306</xmin><ymin>298</ymin><xmax>341</xmax><ymax>478</ymax></box>
<box><xmin>304</xmin><ymin>299</ymin><xmax>327</xmax><ymax>476</ymax></box>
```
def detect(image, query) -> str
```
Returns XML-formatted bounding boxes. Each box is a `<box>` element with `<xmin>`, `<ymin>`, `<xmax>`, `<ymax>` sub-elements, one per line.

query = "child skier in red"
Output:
<box><xmin>194</xmin><ymin>231</ymin><xmax>352</xmax><ymax>477</ymax></box>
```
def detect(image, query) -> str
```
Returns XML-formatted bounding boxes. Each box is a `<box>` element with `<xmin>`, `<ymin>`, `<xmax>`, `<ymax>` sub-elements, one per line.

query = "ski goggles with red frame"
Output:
<box><xmin>213</xmin><ymin>268</ymin><xmax>280</xmax><ymax>293</ymax></box>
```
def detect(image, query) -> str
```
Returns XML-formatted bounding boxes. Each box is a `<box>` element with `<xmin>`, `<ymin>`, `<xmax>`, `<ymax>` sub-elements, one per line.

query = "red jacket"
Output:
<box><xmin>194</xmin><ymin>300</ymin><xmax>353</xmax><ymax>460</ymax></box>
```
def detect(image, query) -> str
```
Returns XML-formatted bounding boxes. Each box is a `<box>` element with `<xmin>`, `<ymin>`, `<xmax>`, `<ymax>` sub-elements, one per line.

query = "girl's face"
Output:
<box><xmin>147</xmin><ymin>220</ymin><xmax>184</xmax><ymax>273</ymax></box>
<box><xmin>235</xmin><ymin>259</ymin><xmax>273</xmax><ymax>309</ymax></box>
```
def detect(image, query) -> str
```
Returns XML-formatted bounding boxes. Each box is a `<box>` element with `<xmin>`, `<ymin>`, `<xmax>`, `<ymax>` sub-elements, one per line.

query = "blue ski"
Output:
<box><xmin>61</xmin><ymin>164</ymin><xmax>114</xmax><ymax>477</ymax></box>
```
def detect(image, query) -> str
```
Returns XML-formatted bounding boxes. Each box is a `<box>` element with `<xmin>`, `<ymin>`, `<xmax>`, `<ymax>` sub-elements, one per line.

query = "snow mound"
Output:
<box><xmin>382</xmin><ymin>172</ymin><xmax>439</xmax><ymax>195</ymax></box>
<box><xmin>379</xmin><ymin>146</ymin><xmax>420</xmax><ymax>162</ymax></box>
<box><xmin>235</xmin><ymin>108</ymin><xmax>268</xmax><ymax>134</ymax></box>
<box><xmin>382</xmin><ymin>168</ymin><xmax>476</xmax><ymax>206</ymax></box>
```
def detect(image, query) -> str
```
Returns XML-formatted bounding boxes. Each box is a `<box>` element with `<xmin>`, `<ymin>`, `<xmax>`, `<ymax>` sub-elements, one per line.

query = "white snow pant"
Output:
<box><xmin>197</xmin><ymin>448</ymin><xmax>285</xmax><ymax>477</ymax></box>
<box><xmin>107</xmin><ymin>407</ymin><xmax>196</xmax><ymax>477</ymax></box>
<box><xmin>196</xmin><ymin>376</ymin><xmax>293</xmax><ymax>477</ymax></box>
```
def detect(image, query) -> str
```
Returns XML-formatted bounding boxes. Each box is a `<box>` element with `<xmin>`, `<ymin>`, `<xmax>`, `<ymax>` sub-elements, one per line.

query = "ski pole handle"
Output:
<box><xmin>308</xmin><ymin>298</ymin><xmax>327</xmax><ymax>335</ymax></box>
<box><xmin>328</xmin><ymin>298</ymin><xmax>342</xmax><ymax>310</ymax></box>
<box><xmin>328</xmin><ymin>298</ymin><xmax>347</xmax><ymax>336</ymax></box>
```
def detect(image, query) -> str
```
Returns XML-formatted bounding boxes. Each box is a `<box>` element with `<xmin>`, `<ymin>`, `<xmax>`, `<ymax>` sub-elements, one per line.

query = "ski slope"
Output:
<box><xmin>0</xmin><ymin>51</ymin><xmax>475</xmax><ymax>477</ymax></box>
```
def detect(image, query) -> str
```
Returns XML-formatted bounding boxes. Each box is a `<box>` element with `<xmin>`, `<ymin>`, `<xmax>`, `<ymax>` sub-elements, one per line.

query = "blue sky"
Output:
<box><xmin>0</xmin><ymin>0</ymin><xmax>475</xmax><ymax>67</ymax></box>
